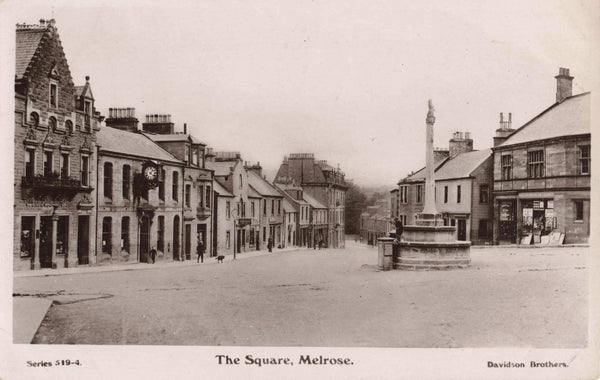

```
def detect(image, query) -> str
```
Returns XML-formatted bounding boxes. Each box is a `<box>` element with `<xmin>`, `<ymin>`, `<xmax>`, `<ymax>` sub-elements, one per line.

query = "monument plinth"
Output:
<box><xmin>394</xmin><ymin>100</ymin><xmax>470</xmax><ymax>270</ymax></box>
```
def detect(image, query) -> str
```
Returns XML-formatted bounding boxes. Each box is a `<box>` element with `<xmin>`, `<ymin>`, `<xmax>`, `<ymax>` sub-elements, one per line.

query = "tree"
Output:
<box><xmin>345</xmin><ymin>183</ymin><xmax>368</xmax><ymax>234</ymax></box>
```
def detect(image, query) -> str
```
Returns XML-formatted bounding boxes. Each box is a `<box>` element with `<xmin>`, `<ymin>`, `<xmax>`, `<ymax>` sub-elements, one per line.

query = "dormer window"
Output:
<box><xmin>49</xmin><ymin>82</ymin><xmax>58</xmax><ymax>108</ymax></box>
<box><xmin>192</xmin><ymin>148</ymin><xmax>198</xmax><ymax>166</ymax></box>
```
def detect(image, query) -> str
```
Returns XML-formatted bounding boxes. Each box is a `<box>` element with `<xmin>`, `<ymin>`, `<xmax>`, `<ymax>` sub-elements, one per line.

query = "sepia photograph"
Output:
<box><xmin>1</xmin><ymin>0</ymin><xmax>598</xmax><ymax>379</ymax></box>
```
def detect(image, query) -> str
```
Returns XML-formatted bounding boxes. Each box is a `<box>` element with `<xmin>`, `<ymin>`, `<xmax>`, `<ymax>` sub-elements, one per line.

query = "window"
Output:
<box><xmin>157</xmin><ymin>216</ymin><xmax>165</xmax><ymax>252</ymax></box>
<box><xmin>237</xmin><ymin>202</ymin><xmax>240</xmax><ymax>217</ymax></box>
<box><xmin>60</xmin><ymin>153</ymin><xmax>69</xmax><ymax>178</ymax></box>
<box><xmin>65</xmin><ymin>120</ymin><xmax>73</xmax><ymax>135</ymax></box>
<box><xmin>185</xmin><ymin>145</ymin><xmax>190</xmax><ymax>162</ymax></box>
<box><xmin>271</xmin><ymin>200</ymin><xmax>275</xmax><ymax>216</ymax></box>
<box><xmin>251</xmin><ymin>202</ymin><xmax>255</xmax><ymax>217</ymax></box>
<box><xmin>263</xmin><ymin>199</ymin><xmax>267</xmax><ymax>216</ymax></box>
<box><xmin>527</xmin><ymin>150</ymin><xmax>544</xmax><ymax>178</ymax></box>
<box><xmin>81</xmin><ymin>155</ymin><xmax>89</xmax><ymax>186</ymax></box>
<box><xmin>49</xmin><ymin>82</ymin><xmax>57</xmax><ymax>107</ymax></box>
<box><xmin>242</xmin><ymin>201</ymin><xmax>246</xmax><ymax>217</ymax></box>
<box><xmin>478</xmin><ymin>219</ymin><xmax>490</xmax><ymax>239</ymax></box>
<box><xmin>479</xmin><ymin>184</ymin><xmax>489</xmax><ymax>203</ymax></box>
<box><xmin>416</xmin><ymin>184</ymin><xmax>423</xmax><ymax>204</ymax></box>
<box><xmin>102</xmin><ymin>217</ymin><xmax>112</xmax><ymax>255</ymax></box>
<box><xmin>205</xmin><ymin>186</ymin><xmax>211</xmax><ymax>208</ymax></box>
<box><xmin>263</xmin><ymin>227</ymin><xmax>266</xmax><ymax>242</ymax></box>
<box><xmin>400</xmin><ymin>185</ymin><xmax>408</xmax><ymax>203</ymax></box>
<box><xmin>501</xmin><ymin>154</ymin><xmax>512</xmax><ymax>180</ymax></box>
<box><xmin>226</xmin><ymin>231</ymin><xmax>231</xmax><ymax>249</ymax></box>
<box><xmin>444</xmin><ymin>186</ymin><xmax>448</xmax><ymax>203</ymax></box>
<box><xmin>158</xmin><ymin>169</ymin><xmax>165</xmax><ymax>201</ymax></box>
<box><xmin>29</xmin><ymin>112</ymin><xmax>39</xmax><ymax>127</ymax></box>
<box><xmin>192</xmin><ymin>148</ymin><xmax>198</xmax><ymax>166</ymax></box>
<box><xmin>48</xmin><ymin>116</ymin><xmax>57</xmax><ymax>131</ymax></box>
<box><xmin>121</xmin><ymin>217</ymin><xmax>130</xmax><ymax>252</ymax></box>
<box><xmin>43</xmin><ymin>151</ymin><xmax>53</xmax><ymax>176</ymax></box>
<box><xmin>198</xmin><ymin>186</ymin><xmax>204</xmax><ymax>208</ymax></box>
<box><xmin>25</xmin><ymin>149</ymin><xmax>35</xmax><ymax>178</ymax></box>
<box><xmin>457</xmin><ymin>185</ymin><xmax>461</xmax><ymax>203</ymax></box>
<box><xmin>122</xmin><ymin>165</ymin><xmax>131</xmax><ymax>200</ymax></box>
<box><xmin>239</xmin><ymin>174</ymin><xmax>243</xmax><ymax>189</ymax></box>
<box><xmin>84</xmin><ymin>101</ymin><xmax>92</xmax><ymax>132</ymax></box>
<box><xmin>104</xmin><ymin>162</ymin><xmax>113</xmax><ymax>200</ymax></box>
<box><xmin>226</xmin><ymin>201</ymin><xmax>231</xmax><ymax>219</ymax></box>
<box><xmin>579</xmin><ymin>145</ymin><xmax>591</xmax><ymax>175</ymax></box>
<box><xmin>278</xmin><ymin>200</ymin><xmax>281</xmax><ymax>215</ymax></box>
<box><xmin>172</xmin><ymin>171</ymin><xmax>179</xmax><ymax>201</ymax></box>
<box><xmin>574</xmin><ymin>200</ymin><xmax>584</xmax><ymax>221</ymax></box>
<box><xmin>185</xmin><ymin>184</ymin><xmax>191</xmax><ymax>207</ymax></box>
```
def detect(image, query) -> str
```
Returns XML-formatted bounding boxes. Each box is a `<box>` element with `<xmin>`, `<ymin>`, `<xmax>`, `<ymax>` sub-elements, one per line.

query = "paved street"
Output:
<box><xmin>14</xmin><ymin>241</ymin><xmax>588</xmax><ymax>347</ymax></box>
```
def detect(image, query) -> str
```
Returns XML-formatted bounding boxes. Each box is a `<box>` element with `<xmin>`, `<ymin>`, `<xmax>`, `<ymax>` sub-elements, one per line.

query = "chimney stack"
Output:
<box><xmin>555</xmin><ymin>67</ymin><xmax>574</xmax><ymax>103</ymax></box>
<box><xmin>449</xmin><ymin>131</ymin><xmax>473</xmax><ymax>158</ymax></box>
<box><xmin>184</xmin><ymin>123</ymin><xmax>187</xmax><ymax>134</ymax></box>
<box><xmin>493</xmin><ymin>111</ymin><xmax>516</xmax><ymax>147</ymax></box>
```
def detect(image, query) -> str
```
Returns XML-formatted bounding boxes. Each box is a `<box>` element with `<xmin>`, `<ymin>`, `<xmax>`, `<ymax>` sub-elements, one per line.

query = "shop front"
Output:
<box><xmin>520</xmin><ymin>199</ymin><xmax>555</xmax><ymax>245</ymax></box>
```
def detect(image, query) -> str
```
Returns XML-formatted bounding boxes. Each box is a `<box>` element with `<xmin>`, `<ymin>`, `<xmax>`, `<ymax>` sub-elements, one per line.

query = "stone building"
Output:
<box><xmin>360</xmin><ymin>199</ymin><xmax>391</xmax><ymax>245</ymax></box>
<box><xmin>275</xmin><ymin>183</ymin><xmax>312</xmax><ymax>247</ymax></box>
<box><xmin>492</xmin><ymin>69</ymin><xmax>591</xmax><ymax>244</ymax></box>
<box><xmin>302</xmin><ymin>192</ymin><xmax>328</xmax><ymax>248</ymax></box>
<box><xmin>247</xmin><ymin>166</ymin><xmax>284</xmax><ymax>248</ymax></box>
<box><xmin>14</xmin><ymin>19</ymin><xmax>102</xmax><ymax>270</ymax></box>
<box><xmin>98</xmin><ymin>110</ymin><xmax>185</xmax><ymax>264</ymax></box>
<box><xmin>395</xmin><ymin>134</ymin><xmax>494</xmax><ymax>244</ymax></box>
<box><xmin>274</xmin><ymin>153</ymin><xmax>348</xmax><ymax>248</ymax></box>
<box><xmin>143</xmin><ymin>120</ymin><xmax>214</xmax><ymax>258</ymax></box>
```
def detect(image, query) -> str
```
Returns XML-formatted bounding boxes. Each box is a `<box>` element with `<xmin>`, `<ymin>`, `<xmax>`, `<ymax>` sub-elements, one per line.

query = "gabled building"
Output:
<box><xmin>360</xmin><ymin>199</ymin><xmax>390</xmax><ymax>245</ymax></box>
<box><xmin>274</xmin><ymin>153</ymin><xmax>348</xmax><ymax>248</ymax></box>
<box><xmin>97</xmin><ymin>111</ymin><xmax>185</xmax><ymax>264</ymax></box>
<box><xmin>492</xmin><ymin>68</ymin><xmax>591</xmax><ymax>245</ymax></box>
<box><xmin>14</xmin><ymin>19</ymin><xmax>102</xmax><ymax>270</ymax></box>
<box><xmin>142</xmin><ymin>117</ymin><xmax>214</xmax><ymax>258</ymax></box>
<box><xmin>275</xmin><ymin>183</ymin><xmax>311</xmax><ymax>247</ymax></box>
<box><xmin>302</xmin><ymin>192</ymin><xmax>328</xmax><ymax>248</ymax></box>
<box><xmin>247</xmin><ymin>165</ymin><xmax>284</xmax><ymax>248</ymax></box>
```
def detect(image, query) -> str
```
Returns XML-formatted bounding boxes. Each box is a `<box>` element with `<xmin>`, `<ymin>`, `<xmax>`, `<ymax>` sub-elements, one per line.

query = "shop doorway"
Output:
<box><xmin>197</xmin><ymin>224</ymin><xmax>208</xmax><ymax>256</ymax></box>
<box><xmin>140</xmin><ymin>216</ymin><xmax>150</xmax><ymax>263</ymax></box>
<box><xmin>39</xmin><ymin>216</ymin><xmax>53</xmax><ymax>268</ymax></box>
<box><xmin>498</xmin><ymin>201</ymin><xmax>517</xmax><ymax>244</ymax></box>
<box><xmin>20</xmin><ymin>216</ymin><xmax>35</xmax><ymax>260</ymax></box>
<box><xmin>77</xmin><ymin>215</ymin><xmax>89</xmax><ymax>265</ymax></box>
<box><xmin>457</xmin><ymin>219</ymin><xmax>467</xmax><ymax>241</ymax></box>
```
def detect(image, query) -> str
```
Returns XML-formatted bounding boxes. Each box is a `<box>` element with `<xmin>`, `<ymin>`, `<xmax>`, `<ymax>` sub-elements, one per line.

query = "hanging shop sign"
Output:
<box><xmin>500</xmin><ymin>204</ymin><xmax>513</xmax><ymax>221</ymax></box>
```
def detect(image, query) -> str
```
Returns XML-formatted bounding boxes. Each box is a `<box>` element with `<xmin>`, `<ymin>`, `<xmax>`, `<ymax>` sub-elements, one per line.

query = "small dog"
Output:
<box><xmin>216</xmin><ymin>255</ymin><xmax>225</xmax><ymax>263</ymax></box>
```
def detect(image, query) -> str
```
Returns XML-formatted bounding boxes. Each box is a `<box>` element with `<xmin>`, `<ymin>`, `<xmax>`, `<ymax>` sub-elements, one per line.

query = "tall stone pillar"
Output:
<box><xmin>51</xmin><ymin>215</ymin><xmax>58</xmax><ymax>269</ymax></box>
<box><xmin>416</xmin><ymin>100</ymin><xmax>442</xmax><ymax>226</ymax></box>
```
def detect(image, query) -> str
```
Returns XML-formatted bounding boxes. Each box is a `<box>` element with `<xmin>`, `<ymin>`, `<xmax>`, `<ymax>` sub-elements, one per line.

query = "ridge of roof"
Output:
<box><xmin>97</xmin><ymin>126</ymin><xmax>182</xmax><ymax>163</ymax></box>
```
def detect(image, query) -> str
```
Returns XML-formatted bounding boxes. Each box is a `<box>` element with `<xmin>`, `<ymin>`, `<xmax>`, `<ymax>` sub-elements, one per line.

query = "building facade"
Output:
<box><xmin>14</xmin><ymin>19</ymin><xmax>102</xmax><ymax>270</ymax></box>
<box><xmin>492</xmin><ymin>69</ymin><xmax>591</xmax><ymax>245</ymax></box>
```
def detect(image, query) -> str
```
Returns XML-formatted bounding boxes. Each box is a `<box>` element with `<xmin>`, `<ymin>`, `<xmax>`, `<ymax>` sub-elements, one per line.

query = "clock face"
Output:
<box><xmin>143</xmin><ymin>165</ymin><xmax>158</xmax><ymax>180</ymax></box>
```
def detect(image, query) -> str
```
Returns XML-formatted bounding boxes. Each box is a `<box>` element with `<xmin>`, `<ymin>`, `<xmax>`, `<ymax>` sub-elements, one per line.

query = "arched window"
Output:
<box><xmin>239</xmin><ymin>173</ymin><xmax>243</xmax><ymax>189</ymax></box>
<box><xmin>65</xmin><ymin>120</ymin><xmax>73</xmax><ymax>134</ymax></box>
<box><xmin>104</xmin><ymin>162</ymin><xmax>113</xmax><ymax>200</ymax></box>
<box><xmin>29</xmin><ymin>112</ymin><xmax>39</xmax><ymax>127</ymax></box>
<box><xmin>48</xmin><ymin>116</ymin><xmax>57</xmax><ymax>131</ymax></box>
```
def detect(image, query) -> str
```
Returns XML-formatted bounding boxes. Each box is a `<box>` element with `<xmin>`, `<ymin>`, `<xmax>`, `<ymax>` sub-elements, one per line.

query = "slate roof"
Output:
<box><xmin>213</xmin><ymin>180</ymin><xmax>234</xmax><ymax>197</ymax></box>
<box><xmin>282</xmin><ymin>198</ymin><xmax>296</xmax><ymax>213</ymax></box>
<box><xmin>248</xmin><ymin>185</ymin><xmax>262</xmax><ymax>199</ymax></box>
<box><xmin>434</xmin><ymin>149</ymin><xmax>491</xmax><ymax>180</ymax></box>
<box><xmin>302</xmin><ymin>192</ymin><xmax>326</xmax><ymax>209</ymax></box>
<box><xmin>404</xmin><ymin>158</ymin><xmax>448</xmax><ymax>181</ymax></box>
<box><xmin>145</xmin><ymin>133</ymin><xmax>192</xmax><ymax>143</ymax></box>
<box><xmin>499</xmin><ymin>92</ymin><xmax>590</xmax><ymax>147</ymax></box>
<box><xmin>206</xmin><ymin>161</ymin><xmax>236</xmax><ymax>176</ymax></box>
<box><xmin>15</xmin><ymin>26</ymin><xmax>46</xmax><ymax>80</ymax></box>
<box><xmin>247</xmin><ymin>171</ymin><xmax>281</xmax><ymax>197</ymax></box>
<box><xmin>97</xmin><ymin>126</ymin><xmax>182</xmax><ymax>163</ymax></box>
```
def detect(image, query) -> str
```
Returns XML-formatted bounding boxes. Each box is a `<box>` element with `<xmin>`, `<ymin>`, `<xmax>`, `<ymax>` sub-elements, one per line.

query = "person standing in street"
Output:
<box><xmin>150</xmin><ymin>246</ymin><xmax>157</xmax><ymax>264</ymax></box>
<box><xmin>197</xmin><ymin>239</ymin><xmax>204</xmax><ymax>263</ymax></box>
<box><xmin>394</xmin><ymin>218</ymin><xmax>404</xmax><ymax>242</ymax></box>
<box><xmin>267</xmin><ymin>237</ymin><xmax>273</xmax><ymax>252</ymax></box>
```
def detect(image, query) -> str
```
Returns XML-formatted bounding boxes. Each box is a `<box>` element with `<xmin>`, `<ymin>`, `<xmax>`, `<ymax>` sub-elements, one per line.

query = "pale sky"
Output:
<box><xmin>3</xmin><ymin>0</ymin><xmax>599</xmax><ymax>187</ymax></box>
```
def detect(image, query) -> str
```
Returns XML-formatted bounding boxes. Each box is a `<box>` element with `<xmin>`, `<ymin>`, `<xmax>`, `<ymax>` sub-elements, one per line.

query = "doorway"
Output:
<box><xmin>236</xmin><ymin>229</ymin><xmax>242</xmax><ymax>253</ymax></box>
<box><xmin>185</xmin><ymin>224</ymin><xmax>191</xmax><ymax>260</ymax></box>
<box><xmin>140</xmin><ymin>216</ymin><xmax>150</xmax><ymax>263</ymax></box>
<box><xmin>39</xmin><ymin>216</ymin><xmax>53</xmax><ymax>268</ymax></box>
<box><xmin>77</xmin><ymin>215</ymin><xmax>89</xmax><ymax>265</ymax></box>
<box><xmin>457</xmin><ymin>219</ymin><xmax>467</xmax><ymax>241</ymax></box>
<box><xmin>173</xmin><ymin>215</ymin><xmax>180</xmax><ymax>260</ymax></box>
<box><xmin>197</xmin><ymin>224</ymin><xmax>207</xmax><ymax>256</ymax></box>
<box><xmin>20</xmin><ymin>216</ymin><xmax>35</xmax><ymax>260</ymax></box>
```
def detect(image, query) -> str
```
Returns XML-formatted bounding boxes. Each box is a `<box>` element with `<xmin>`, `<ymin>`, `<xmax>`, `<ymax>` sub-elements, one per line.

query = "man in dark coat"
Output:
<box><xmin>150</xmin><ymin>246</ymin><xmax>157</xmax><ymax>264</ymax></box>
<box><xmin>197</xmin><ymin>239</ymin><xmax>204</xmax><ymax>263</ymax></box>
<box><xmin>267</xmin><ymin>237</ymin><xmax>273</xmax><ymax>252</ymax></box>
<box><xmin>394</xmin><ymin>218</ymin><xmax>404</xmax><ymax>241</ymax></box>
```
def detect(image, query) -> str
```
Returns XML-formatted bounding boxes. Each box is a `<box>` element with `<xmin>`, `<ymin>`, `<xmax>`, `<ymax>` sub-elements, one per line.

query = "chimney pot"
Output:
<box><xmin>500</xmin><ymin>112</ymin><xmax>503</xmax><ymax>122</ymax></box>
<box><xmin>508</xmin><ymin>113</ymin><xmax>512</xmax><ymax>122</ymax></box>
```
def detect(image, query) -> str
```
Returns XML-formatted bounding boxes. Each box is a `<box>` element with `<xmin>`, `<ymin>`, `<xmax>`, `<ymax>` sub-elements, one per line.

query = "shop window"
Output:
<box><xmin>579</xmin><ymin>145</ymin><xmax>590</xmax><ymax>175</ymax></box>
<box><xmin>527</xmin><ymin>150</ymin><xmax>545</xmax><ymax>178</ymax></box>
<box><xmin>104</xmin><ymin>162</ymin><xmax>113</xmax><ymax>200</ymax></box>
<box><xmin>574</xmin><ymin>200</ymin><xmax>584</xmax><ymax>221</ymax></box>
<box><xmin>479</xmin><ymin>184</ymin><xmax>489</xmax><ymax>203</ymax></box>
<box><xmin>20</xmin><ymin>216</ymin><xmax>35</xmax><ymax>258</ymax></box>
<box><xmin>501</xmin><ymin>154</ymin><xmax>512</xmax><ymax>180</ymax></box>
<box><xmin>121</xmin><ymin>217</ymin><xmax>130</xmax><ymax>252</ymax></box>
<box><xmin>122</xmin><ymin>165</ymin><xmax>131</xmax><ymax>200</ymax></box>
